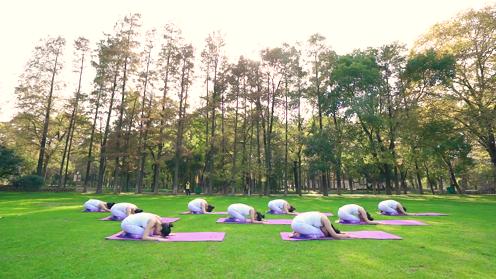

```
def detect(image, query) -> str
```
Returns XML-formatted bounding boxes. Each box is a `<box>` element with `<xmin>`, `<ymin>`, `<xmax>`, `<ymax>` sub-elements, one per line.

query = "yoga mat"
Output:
<box><xmin>216</xmin><ymin>218</ymin><xmax>292</xmax><ymax>225</ymax></box>
<box><xmin>379</xmin><ymin>212</ymin><xmax>448</xmax><ymax>216</ymax></box>
<box><xmin>180</xmin><ymin>211</ymin><xmax>228</xmax><ymax>215</ymax></box>
<box><xmin>99</xmin><ymin>217</ymin><xmax>180</xmax><ymax>223</ymax></box>
<box><xmin>82</xmin><ymin>209</ymin><xmax>105</xmax><ymax>212</ymax></box>
<box><xmin>338</xmin><ymin>219</ymin><xmax>427</xmax><ymax>226</ymax></box>
<box><xmin>106</xmin><ymin>231</ymin><xmax>225</xmax><ymax>242</ymax></box>
<box><xmin>266</xmin><ymin>211</ymin><xmax>334</xmax><ymax>217</ymax></box>
<box><xmin>280</xmin><ymin>231</ymin><xmax>402</xmax><ymax>241</ymax></box>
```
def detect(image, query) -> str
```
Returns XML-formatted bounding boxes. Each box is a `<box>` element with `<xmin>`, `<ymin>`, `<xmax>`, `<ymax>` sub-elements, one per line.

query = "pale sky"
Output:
<box><xmin>0</xmin><ymin>0</ymin><xmax>494</xmax><ymax>121</ymax></box>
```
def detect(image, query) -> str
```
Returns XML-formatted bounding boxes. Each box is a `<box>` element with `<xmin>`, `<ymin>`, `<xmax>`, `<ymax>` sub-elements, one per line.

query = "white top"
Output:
<box><xmin>292</xmin><ymin>211</ymin><xmax>323</xmax><ymax>227</ymax></box>
<box><xmin>121</xmin><ymin>212</ymin><xmax>155</xmax><ymax>228</ymax></box>
<box><xmin>338</xmin><ymin>204</ymin><xmax>361</xmax><ymax>216</ymax></box>
<box><xmin>380</xmin><ymin>200</ymin><xmax>399</xmax><ymax>208</ymax></box>
<box><xmin>111</xmin><ymin>202</ymin><xmax>135</xmax><ymax>215</ymax></box>
<box><xmin>228</xmin><ymin>203</ymin><xmax>252</xmax><ymax>216</ymax></box>
<box><xmin>188</xmin><ymin>198</ymin><xmax>206</xmax><ymax>208</ymax></box>
<box><xmin>85</xmin><ymin>199</ymin><xmax>103</xmax><ymax>207</ymax></box>
<box><xmin>268</xmin><ymin>199</ymin><xmax>287</xmax><ymax>210</ymax></box>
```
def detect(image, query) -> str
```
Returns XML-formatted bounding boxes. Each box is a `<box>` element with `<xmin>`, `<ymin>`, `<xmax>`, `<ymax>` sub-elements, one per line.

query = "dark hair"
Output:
<box><xmin>331</xmin><ymin>223</ymin><xmax>341</xmax><ymax>234</ymax></box>
<box><xmin>255</xmin><ymin>211</ymin><xmax>265</xmax><ymax>221</ymax></box>
<box><xmin>403</xmin><ymin>206</ymin><xmax>407</xmax><ymax>212</ymax></box>
<box><xmin>206</xmin><ymin>204</ymin><xmax>215</xmax><ymax>212</ymax></box>
<box><xmin>135</xmin><ymin>208</ymin><xmax>143</xmax><ymax>214</ymax></box>
<box><xmin>106</xmin><ymin>202</ymin><xmax>115</xmax><ymax>209</ymax></box>
<box><xmin>160</xmin><ymin>222</ymin><xmax>173</xmax><ymax>237</ymax></box>
<box><xmin>288</xmin><ymin>205</ymin><xmax>296</xmax><ymax>213</ymax></box>
<box><xmin>366</xmin><ymin>211</ymin><xmax>374</xmax><ymax>221</ymax></box>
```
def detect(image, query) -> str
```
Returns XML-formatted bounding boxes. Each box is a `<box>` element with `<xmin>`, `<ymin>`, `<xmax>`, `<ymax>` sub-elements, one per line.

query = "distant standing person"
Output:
<box><xmin>83</xmin><ymin>199</ymin><xmax>114</xmax><ymax>212</ymax></box>
<box><xmin>378</xmin><ymin>200</ymin><xmax>409</xmax><ymax>215</ymax></box>
<box><xmin>185</xmin><ymin>181</ymin><xmax>191</xmax><ymax>196</ymax></box>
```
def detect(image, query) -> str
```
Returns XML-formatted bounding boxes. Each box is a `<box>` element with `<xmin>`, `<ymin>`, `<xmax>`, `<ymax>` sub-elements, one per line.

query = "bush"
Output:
<box><xmin>13</xmin><ymin>175</ymin><xmax>45</xmax><ymax>191</ymax></box>
<box><xmin>0</xmin><ymin>145</ymin><xmax>23</xmax><ymax>181</ymax></box>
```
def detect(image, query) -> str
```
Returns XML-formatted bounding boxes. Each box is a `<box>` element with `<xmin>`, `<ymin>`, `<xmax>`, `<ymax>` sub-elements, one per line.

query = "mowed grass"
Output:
<box><xmin>0</xmin><ymin>193</ymin><xmax>495</xmax><ymax>279</ymax></box>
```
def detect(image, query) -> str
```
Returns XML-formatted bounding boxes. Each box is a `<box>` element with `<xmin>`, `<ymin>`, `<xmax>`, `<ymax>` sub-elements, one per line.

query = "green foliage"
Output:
<box><xmin>12</xmin><ymin>175</ymin><xmax>45</xmax><ymax>191</ymax></box>
<box><xmin>0</xmin><ymin>145</ymin><xmax>23</xmax><ymax>181</ymax></box>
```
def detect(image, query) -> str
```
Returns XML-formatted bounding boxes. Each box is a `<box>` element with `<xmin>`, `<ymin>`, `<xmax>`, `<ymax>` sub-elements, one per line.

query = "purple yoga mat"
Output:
<box><xmin>180</xmin><ymin>211</ymin><xmax>228</xmax><ymax>215</ymax></box>
<box><xmin>99</xmin><ymin>217</ymin><xmax>180</xmax><ymax>223</ymax></box>
<box><xmin>280</xmin><ymin>231</ymin><xmax>402</xmax><ymax>241</ymax></box>
<box><xmin>338</xmin><ymin>219</ymin><xmax>427</xmax><ymax>226</ymax></box>
<box><xmin>106</xmin><ymin>231</ymin><xmax>225</xmax><ymax>242</ymax></box>
<box><xmin>82</xmin><ymin>209</ymin><xmax>105</xmax><ymax>213</ymax></box>
<box><xmin>379</xmin><ymin>212</ymin><xmax>448</xmax><ymax>216</ymax></box>
<box><xmin>216</xmin><ymin>218</ymin><xmax>292</xmax><ymax>225</ymax></box>
<box><xmin>266</xmin><ymin>211</ymin><xmax>334</xmax><ymax>217</ymax></box>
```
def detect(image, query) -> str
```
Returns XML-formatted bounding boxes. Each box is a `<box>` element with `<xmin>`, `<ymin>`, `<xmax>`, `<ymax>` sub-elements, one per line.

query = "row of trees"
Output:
<box><xmin>1</xmin><ymin>5</ymin><xmax>494</xmax><ymax>195</ymax></box>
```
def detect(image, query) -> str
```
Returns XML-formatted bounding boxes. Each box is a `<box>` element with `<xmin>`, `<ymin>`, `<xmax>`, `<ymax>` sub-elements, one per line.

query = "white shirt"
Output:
<box><xmin>339</xmin><ymin>204</ymin><xmax>361</xmax><ymax>216</ymax></box>
<box><xmin>268</xmin><ymin>199</ymin><xmax>287</xmax><ymax>210</ymax></box>
<box><xmin>188</xmin><ymin>198</ymin><xmax>206</xmax><ymax>208</ymax></box>
<box><xmin>85</xmin><ymin>199</ymin><xmax>103</xmax><ymax>207</ymax></box>
<box><xmin>292</xmin><ymin>212</ymin><xmax>323</xmax><ymax>227</ymax></box>
<box><xmin>228</xmin><ymin>203</ymin><xmax>252</xmax><ymax>215</ymax></box>
<box><xmin>121</xmin><ymin>213</ymin><xmax>155</xmax><ymax>228</ymax></box>
<box><xmin>111</xmin><ymin>202</ymin><xmax>135</xmax><ymax>215</ymax></box>
<box><xmin>382</xmin><ymin>200</ymin><xmax>399</xmax><ymax>208</ymax></box>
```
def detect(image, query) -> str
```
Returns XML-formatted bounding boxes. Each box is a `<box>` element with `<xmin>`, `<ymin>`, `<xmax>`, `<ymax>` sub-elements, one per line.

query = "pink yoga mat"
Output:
<box><xmin>216</xmin><ymin>218</ymin><xmax>292</xmax><ymax>225</ymax></box>
<box><xmin>379</xmin><ymin>212</ymin><xmax>448</xmax><ymax>216</ymax></box>
<box><xmin>99</xmin><ymin>217</ymin><xmax>180</xmax><ymax>223</ymax></box>
<box><xmin>267</xmin><ymin>212</ymin><xmax>334</xmax><ymax>217</ymax></box>
<box><xmin>106</xmin><ymin>231</ymin><xmax>225</xmax><ymax>242</ymax></box>
<box><xmin>180</xmin><ymin>211</ymin><xmax>228</xmax><ymax>215</ymax></box>
<box><xmin>280</xmin><ymin>231</ymin><xmax>402</xmax><ymax>241</ymax></box>
<box><xmin>338</xmin><ymin>220</ymin><xmax>427</xmax><ymax>226</ymax></box>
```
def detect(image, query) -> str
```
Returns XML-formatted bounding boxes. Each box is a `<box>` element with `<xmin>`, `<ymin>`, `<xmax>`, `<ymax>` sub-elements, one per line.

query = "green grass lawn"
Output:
<box><xmin>0</xmin><ymin>193</ymin><xmax>494</xmax><ymax>279</ymax></box>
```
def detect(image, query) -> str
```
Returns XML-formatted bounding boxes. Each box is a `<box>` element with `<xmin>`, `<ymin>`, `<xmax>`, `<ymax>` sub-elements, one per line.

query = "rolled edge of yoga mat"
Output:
<box><xmin>280</xmin><ymin>231</ymin><xmax>402</xmax><ymax>241</ymax></box>
<box><xmin>106</xmin><ymin>231</ymin><xmax>225</xmax><ymax>242</ymax></box>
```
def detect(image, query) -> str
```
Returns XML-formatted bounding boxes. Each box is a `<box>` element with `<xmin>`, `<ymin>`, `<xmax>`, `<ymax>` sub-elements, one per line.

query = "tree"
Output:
<box><xmin>15</xmin><ymin>36</ymin><xmax>65</xmax><ymax>177</ymax></box>
<box><xmin>0</xmin><ymin>145</ymin><xmax>23</xmax><ymax>181</ymax></box>
<box><xmin>58</xmin><ymin>37</ymin><xmax>89</xmax><ymax>188</ymax></box>
<box><xmin>415</xmin><ymin>4</ymin><xmax>496</xmax><ymax>189</ymax></box>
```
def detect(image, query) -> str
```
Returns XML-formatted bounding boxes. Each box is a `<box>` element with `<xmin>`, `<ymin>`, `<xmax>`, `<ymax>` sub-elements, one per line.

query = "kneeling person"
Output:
<box><xmin>227</xmin><ymin>203</ymin><xmax>265</xmax><ymax>223</ymax></box>
<box><xmin>291</xmin><ymin>212</ymin><xmax>349</xmax><ymax>239</ymax></box>
<box><xmin>110</xmin><ymin>202</ymin><xmax>142</xmax><ymax>220</ymax></box>
<box><xmin>83</xmin><ymin>199</ymin><xmax>114</xmax><ymax>212</ymax></box>
<box><xmin>121</xmin><ymin>212</ymin><xmax>173</xmax><ymax>241</ymax></box>
<box><xmin>187</xmin><ymin>198</ymin><xmax>214</xmax><ymax>214</ymax></box>
<box><xmin>268</xmin><ymin>199</ymin><xmax>296</xmax><ymax>215</ymax></box>
<box><xmin>378</xmin><ymin>200</ymin><xmax>408</xmax><ymax>215</ymax></box>
<box><xmin>337</xmin><ymin>204</ymin><xmax>377</xmax><ymax>224</ymax></box>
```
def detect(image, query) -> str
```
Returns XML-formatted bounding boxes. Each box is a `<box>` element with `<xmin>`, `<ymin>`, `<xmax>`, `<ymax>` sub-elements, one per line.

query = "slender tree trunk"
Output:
<box><xmin>96</xmin><ymin>69</ymin><xmax>119</xmax><ymax>193</ymax></box>
<box><xmin>230</xmin><ymin>77</ymin><xmax>240</xmax><ymax>194</ymax></box>
<box><xmin>37</xmin><ymin>48</ymin><xmax>60</xmax><ymax>176</ymax></box>
<box><xmin>84</xmin><ymin>84</ymin><xmax>103</xmax><ymax>191</ymax></box>
<box><xmin>414</xmin><ymin>160</ymin><xmax>423</xmax><ymax>194</ymax></box>
<box><xmin>136</xmin><ymin>47</ymin><xmax>152</xmax><ymax>193</ymax></box>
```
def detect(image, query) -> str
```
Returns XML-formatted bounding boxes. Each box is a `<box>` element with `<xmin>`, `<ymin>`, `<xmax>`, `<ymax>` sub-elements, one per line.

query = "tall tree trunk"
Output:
<box><xmin>414</xmin><ymin>159</ymin><xmax>423</xmax><ymax>194</ymax></box>
<box><xmin>84</xmin><ymin>86</ymin><xmax>102</xmax><ymax>192</ymax></box>
<box><xmin>136</xmin><ymin>47</ymin><xmax>152</xmax><ymax>193</ymax></box>
<box><xmin>230</xmin><ymin>77</ymin><xmax>240</xmax><ymax>194</ymax></box>
<box><xmin>96</xmin><ymin>69</ymin><xmax>119</xmax><ymax>193</ymax></box>
<box><xmin>37</xmin><ymin>48</ymin><xmax>60</xmax><ymax>176</ymax></box>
